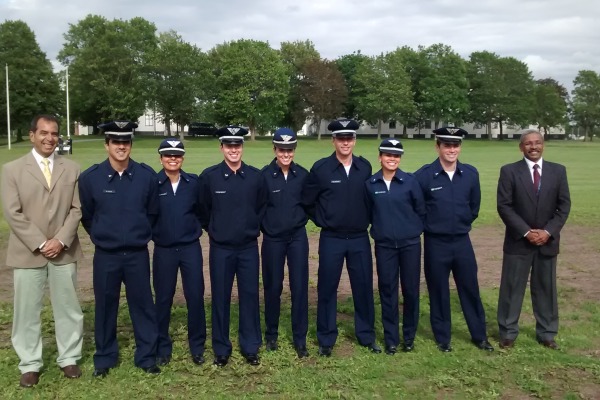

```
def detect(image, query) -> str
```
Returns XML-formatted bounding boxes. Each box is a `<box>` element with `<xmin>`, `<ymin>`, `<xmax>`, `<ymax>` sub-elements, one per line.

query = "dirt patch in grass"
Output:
<box><xmin>0</xmin><ymin>225</ymin><xmax>598</xmax><ymax>307</ymax></box>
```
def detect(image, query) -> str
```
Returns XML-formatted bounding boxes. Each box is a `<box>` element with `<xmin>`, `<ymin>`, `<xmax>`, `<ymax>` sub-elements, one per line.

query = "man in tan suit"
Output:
<box><xmin>1</xmin><ymin>114</ymin><xmax>84</xmax><ymax>388</ymax></box>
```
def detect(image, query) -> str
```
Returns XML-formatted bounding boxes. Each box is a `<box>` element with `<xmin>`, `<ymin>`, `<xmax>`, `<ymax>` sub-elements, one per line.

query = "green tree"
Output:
<box><xmin>0</xmin><ymin>20</ymin><xmax>62</xmax><ymax>140</ymax></box>
<box><xmin>467</xmin><ymin>52</ymin><xmax>535</xmax><ymax>140</ymax></box>
<box><xmin>418</xmin><ymin>44</ymin><xmax>469</xmax><ymax>129</ymax></box>
<box><xmin>279</xmin><ymin>40</ymin><xmax>321</xmax><ymax>132</ymax></box>
<box><xmin>533</xmin><ymin>78</ymin><xmax>568</xmax><ymax>139</ymax></box>
<box><xmin>147</xmin><ymin>31</ymin><xmax>210</xmax><ymax>140</ymax></box>
<box><xmin>335</xmin><ymin>51</ymin><xmax>370</xmax><ymax>120</ymax></box>
<box><xmin>298</xmin><ymin>59</ymin><xmax>347</xmax><ymax>139</ymax></box>
<box><xmin>353</xmin><ymin>53</ymin><xmax>414</xmax><ymax>139</ymax></box>
<box><xmin>386</xmin><ymin>46</ymin><xmax>426</xmax><ymax>136</ymax></box>
<box><xmin>58</xmin><ymin>15</ymin><xmax>158</xmax><ymax>131</ymax></box>
<box><xmin>571</xmin><ymin>70</ymin><xmax>600</xmax><ymax>141</ymax></box>
<box><xmin>208</xmin><ymin>39</ymin><xmax>289</xmax><ymax>140</ymax></box>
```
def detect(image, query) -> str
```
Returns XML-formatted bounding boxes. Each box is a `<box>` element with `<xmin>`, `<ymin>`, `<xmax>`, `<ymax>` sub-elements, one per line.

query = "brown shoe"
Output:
<box><xmin>19</xmin><ymin>371</ymin><xmax>40</xmax><ymax>388</ymax></box>
<box><xmin>61</xmin><ymin>365</ymin><xmax>82</xmax><ymax>378</ymax></box>
<box><xmin>538</xmin><ymin>339</ymin><xmax>559</xmax><ymax>350</ymax></box>
<box><xmin>499</xmin><ymin>339</ymin><xmax>515</xmax><ymax>349</ymax></box>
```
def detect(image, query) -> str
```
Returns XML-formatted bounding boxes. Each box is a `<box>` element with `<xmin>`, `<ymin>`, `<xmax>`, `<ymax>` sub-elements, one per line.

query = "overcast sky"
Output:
<box><xmin>2</xmin><ymin>0</ymin><xmax>599</xmax><ymax>91</ymax></box>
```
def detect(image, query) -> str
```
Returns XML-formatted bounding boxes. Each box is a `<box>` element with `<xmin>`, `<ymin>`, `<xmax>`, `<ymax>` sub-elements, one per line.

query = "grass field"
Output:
<box><xmin>0</xmin><ymin>136</ymin><xmax>599</xmax><ymax>399</ymax></box>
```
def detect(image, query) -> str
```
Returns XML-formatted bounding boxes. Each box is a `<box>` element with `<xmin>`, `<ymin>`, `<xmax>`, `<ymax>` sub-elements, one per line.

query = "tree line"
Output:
<box><xmin>1</xmin><ymin>16</ymin><xmax>599</xmax><ymax>142</ymax></box>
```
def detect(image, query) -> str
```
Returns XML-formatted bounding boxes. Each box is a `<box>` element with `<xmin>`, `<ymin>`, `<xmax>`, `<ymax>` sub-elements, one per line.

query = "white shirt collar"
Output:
<box><xmin>523</xmin><ymin>157</ymin><xmax>543</xmax><ymax>171</ymax></box>
<box><xmin>31</xmin><ymin>148</ymin><xmax>55</xmax><ymax>166</ymax></box>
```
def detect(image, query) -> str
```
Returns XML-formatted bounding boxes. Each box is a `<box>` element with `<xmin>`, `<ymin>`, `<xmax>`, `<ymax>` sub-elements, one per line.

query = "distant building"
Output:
<box><xmin>75</xmin><ymin>110</ymin><xmax>186</xmax><ymax>136</ymax></box>
<box><xmin>302</xmin><ymin>119</ymin><xmax>566</xmax><ymax>139</ymax></box>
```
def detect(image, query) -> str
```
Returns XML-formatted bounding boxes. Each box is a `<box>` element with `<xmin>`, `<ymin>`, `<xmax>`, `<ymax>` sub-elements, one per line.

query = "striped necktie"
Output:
<box><xmin>42</xmin><ymin>158</ymin><xmax>52</xmax><ymax>186</ymax></box>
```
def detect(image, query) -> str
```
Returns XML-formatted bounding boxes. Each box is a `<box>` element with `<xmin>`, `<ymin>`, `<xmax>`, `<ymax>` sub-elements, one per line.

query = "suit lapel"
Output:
<box><xmin>50</xmin><ymin>156</ymin><xmax>66</xmax><ymax>192</ymax></box>
<box><xmin>517</xmin><ymin>159</ymin><xmax>537</xmax><ymax>203</ymax></box>
<box><xmin>25</xmin><ymin>153</ymin><xmax>50</xmax><ymax>190</ymax></box>
<box><xmin>537</xmin><ymin>162</ymin><xmax>552</xmax><ymax>199</ymax></box>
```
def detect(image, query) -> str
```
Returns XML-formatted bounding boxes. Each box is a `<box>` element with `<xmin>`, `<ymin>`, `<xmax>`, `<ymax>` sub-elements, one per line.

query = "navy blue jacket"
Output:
<box><xmin>199</xmin><ymin>161</ymin><xmax>266</xmax><ymax>248</ymax></box>
<box><xmin>414</xmin><ymin>158</ymin><xmax>480</xmax><ymax>235</ymax></box>
<box><xmin>79</xmin><ymin>159</ymin><xmax>159</xmax><ymax>251</ymax></box>
<box><xmin>260</xmin><ymin>158</ymin><xmax>309</xmax><ymax>239</ymax></box>
<box><xmin>366</xmin><ymin>169</ymin><xmax>426</xmax><ymax>248</ymax></box>
<box><xmin>152</xmin><ymin>169</ymin><xmax>203</xmax><ymax>247</ymax></box>
<box><xmin>302</xmin><ymin>152</ymin><xmax>372</xmax><ymax>236</ymax></box>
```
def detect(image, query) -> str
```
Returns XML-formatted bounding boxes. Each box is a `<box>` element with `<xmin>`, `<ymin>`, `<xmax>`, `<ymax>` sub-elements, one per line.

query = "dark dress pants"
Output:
<box><xmin>153</xmin><ymin>241</ymin><xmax>206</xmax><ymax>358</ymax></box>
<box><xmin>424</xmin><ymin>233</ymin><xmax>487</xmax><ymax>345</ymax></box>
<box><xmin>93</xmin><ymin>247</ymin><xmax>158</xmax><ymax>369</ymax></box>
<box><xmin>497</xmin><ymin>251</ymin><xmax>558</xmax><ymax>341</ymax></box>
<box><xmin>210</xmin><ymin>242</ymin><xmax>262</xmax><ymax>356</ymax></box>
<box><xmin>375</xmin><ymin>242</ymin><xmax>421</xmax><ymax>347</ymax></box>
<box><xmin>261</xmin><ymin>229</ymin><xmax>309</xmax><ymax>347</ymax></box>
<box><xmin>316</xmin><ymin>233</ymin><xmax>375</xmax><ymax>348</ymax></box>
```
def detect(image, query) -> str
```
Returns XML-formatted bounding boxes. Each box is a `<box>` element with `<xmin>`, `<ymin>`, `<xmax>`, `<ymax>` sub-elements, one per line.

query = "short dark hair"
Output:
<box><xmin>30</xmin><ymin>114</ymin><xmax>60</xmax><ymax>132</ymax></box>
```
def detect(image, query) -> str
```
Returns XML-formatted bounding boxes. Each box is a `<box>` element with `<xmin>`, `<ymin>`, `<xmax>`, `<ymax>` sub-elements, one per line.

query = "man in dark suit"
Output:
<box><xmin>1</xmin><ymin>114</ymin><xmax>83</xmax><ymax>387</ymax></box>
<box><xmin>497</xmin><ymin>129</ymin><xmax>571</xmax><ymax>350</ymax></box>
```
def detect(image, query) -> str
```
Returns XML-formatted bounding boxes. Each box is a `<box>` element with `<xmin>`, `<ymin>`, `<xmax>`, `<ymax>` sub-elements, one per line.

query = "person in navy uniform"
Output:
<box><xmin>199</xmin><ymin>126</ymin><xmax>267</xmax><ymax>367</ymax></box>
<box><xmin>260</xmin><ymin>128</ymin><xmax>310</xmax><ymax>358</ymax></box>
<box><xmin>302</xmin><ymin>118</ymin><xmax>380</xmax><ymax>357</ymax></box>
<box><xmin>414</xmin><ymin>127</ymin><xmax>493</xmax><ymax>353</ymax></box>
<box><xmin>366</xmin><ymin>139</ymin><xmax>426</xmax><ymax>355</ymax></box>
<box><xmin>152</xmin><ymin>139</ymin><xmax>206</xmax><ymax>366</ymax></box>
<box><xmin>79</xmin><ymin>121</ymin><xmax>161</xmax><ymax>377</ymax></box>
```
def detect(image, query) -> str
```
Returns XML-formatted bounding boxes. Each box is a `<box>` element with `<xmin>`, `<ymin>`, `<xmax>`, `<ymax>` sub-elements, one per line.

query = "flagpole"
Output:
<box><xmin>5</xmin><ymin>63</ymin><xmax>11</xmax><ymax>150</ymax></box>
<box><xmin>66</xmin><ymin>66</ymin><xmax>71</xmax><ymax>138</ymax></box>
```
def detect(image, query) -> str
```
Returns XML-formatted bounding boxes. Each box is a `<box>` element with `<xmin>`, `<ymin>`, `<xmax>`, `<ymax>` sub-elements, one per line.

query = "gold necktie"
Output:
<box><xmin>42</xmin><ymin>158</ymin><xmax>52</xmax><ymax>186</ymax></box>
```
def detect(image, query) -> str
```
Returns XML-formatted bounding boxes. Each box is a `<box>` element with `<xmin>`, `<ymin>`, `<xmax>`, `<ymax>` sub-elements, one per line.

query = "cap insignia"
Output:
<box><xmin>228</xmin><ymin>127</ymin><xmax>240</xmax><ymax>135</ymax></box>
<box><xmin>340</xmin><ymin>121</ymin><xmax>350</xmax><ymax>128</ymax></box>
<box><xmin>167</xmin><ymin>140</ymin><xmax>181</xmax><ymax>147</ymax></box>
<box><xmin>115</xmin><ymin>121</ymin><xmax>129</xmax><ymax>129</ymax></box>
<box><xmin>280</xmin><ymin>135</ymin><xmax>292</xmax><ymax>142</ymax></box>
<box><xmin>389</xmin><ymin>139</ymin><xmax>400</xmax><ymax>146</ymax></box>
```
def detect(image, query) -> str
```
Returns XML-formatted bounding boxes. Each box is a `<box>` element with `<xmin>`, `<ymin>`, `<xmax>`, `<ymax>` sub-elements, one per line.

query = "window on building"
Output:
<box><xmin>423</xmin><ymin>120</ymin><xmax>432</xmax><ymax>129</ymax></box>
<box><xmin>389</xmin><ymin>120</ymin><xmax>397</xmax><ymax>129</ymax></box>
<box><xmin>145</xmin><ymin>114</ymin><xmax>154</xmax><ymax>126</ymax></box>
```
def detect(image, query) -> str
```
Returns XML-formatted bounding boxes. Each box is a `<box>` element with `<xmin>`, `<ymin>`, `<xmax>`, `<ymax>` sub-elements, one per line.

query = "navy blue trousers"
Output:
<box><xmin>153</xmin><ymin>241</ymin><xmax>206</xmax><ymax>358</ymax></box>
<box><xmin>424</xmin><ymin>233</ymin><xmax>488</xmax><ymax>345</ymax></box>
<box><xmin>316</xmin><ymin>233</ymin><xmax>376</xmax><ymax>347</ymax></box>
<box><xmin>375</xmin><ymin>242</ymin><xmax>421</xmax><ymax>347</ymax></box>
<box><xmin>93</xmin><ymin>247</ymin><xmax>158</xmax><ymax>369</ymax></box>
<box><xmin>261</xmin><ymin>228</ymin><xmax>309</xmax><ymax>347</ymax></box>
<box><xmin>209</xmin><ymin>242</ymin><xmax>262</xmax><ymax>356</ymax></box>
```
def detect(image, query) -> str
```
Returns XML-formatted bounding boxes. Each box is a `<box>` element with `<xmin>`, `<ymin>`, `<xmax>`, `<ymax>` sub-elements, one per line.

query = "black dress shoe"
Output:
<box><xmin>385</xmin><ymin>345</ymin><xmax>397</xmax><ymax>355</ymax></box>
<box><xmin>242</xmin><ymin>353</ymin><xmax>260</xmax><ymax>366</ymax></box>
<box><xmin>265</xmin><ymin>339</ymin><xmax>278</xmax><ymax>351</ymax></box>
<box><xmin>192</xmin><ymin>354</ymin><xmax>205</xmax><ymax>365</ymax></box>
<box><xmin>141</xmin><ymin>365</ymin><xmax>161</xmax><ymax>374</ymax></box>
<box><xmin>92</xmin><ymin>368</ymin><xmax>110</xmax><ymax>378</ymax></box>
<box><xmin>295</xmin><ymin>345</ymin><xmax>309</xmax><ymax>358</ymax></box>
<box><xmin>156</xmin><ymin>355</ymin><xmax>171</xmax><ymax>366</ymax></box>
<box><xmin>499</xmin><ymin>338</ymin><xmax>515</xmax><ymax>349</ymax></box>
<box><xmin>472</xmin><ymin>339</ymin><xmax>494</xmax><ymax>352</ymax></box>
<box><xmin>213</xmin><ymin>355</ymin><xmax>229</xmax><ymax>367</ymax></box>
<box><xmin>437</xmin><ymin>343</ymin><xmax>452</xmax><ymax>352</ymax></box>
<box><xmin>538</xmin><ymin>338</ymin><xmax>559</xmax><ymax>350</ymax></box>
<box><xmin>402</xmin><ymin>341</ymin><xmax>414</xmax><ymax>352</ymax></box>
<box><xmin>318</xmin><ymin>346</ymin><xmax>332</xmax><ymax>357</ymax></box>
<box><xmin>363</xmin><ymin>343</ymin><xmax>382</xmax><ymax>354</ymax></box>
